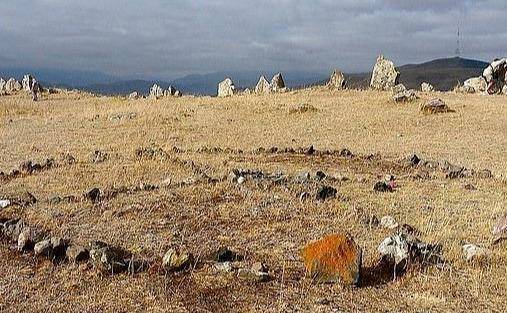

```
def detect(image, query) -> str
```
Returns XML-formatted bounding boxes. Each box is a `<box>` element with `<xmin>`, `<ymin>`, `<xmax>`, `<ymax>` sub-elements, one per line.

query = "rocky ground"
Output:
<box><xmin>1</xmin><ymin>88</ymin><xmax>507</xmax><ymax>312</ymax></box>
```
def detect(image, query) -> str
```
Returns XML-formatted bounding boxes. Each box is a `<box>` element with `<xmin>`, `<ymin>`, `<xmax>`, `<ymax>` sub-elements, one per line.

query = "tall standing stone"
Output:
<box><xmin>327</xmin><ymin>69</ymin><xmax>346</xmax><ymax>89</ymax></box>
<box><xmin>255</xmin><ymin>76</ymin><xmax>271</xmax><ymax>94</ymax></box>
<box><xmin>5</xmin><ymin>78</ymin><xmax>21</xmax><ymax>93</ymax></box>
<box><xmin>149</xmin><ymin>84</ymin><xmax>164</xmax><ymax>99</ymax></box>
<box><xmin>0</xmin><ymin>78</ymin><xmax>5</xmax><ymax>92</ymax></box>
<box><xmin>217</xmin><ymin>78</ymin><xmax>235</xmax><ymax>97</ymax></box>
<box><xmin>271</xmin><ymin>73</ymin><xmax>286</xmax><ymax>92</ymax></box>
<box><xmin>370</xmin><ymin>54</ymin><xmax>399</xmax><ymax>91</ymax></box>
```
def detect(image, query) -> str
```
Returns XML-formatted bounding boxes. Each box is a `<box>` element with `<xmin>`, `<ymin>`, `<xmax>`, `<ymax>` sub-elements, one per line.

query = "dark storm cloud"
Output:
<box><xmin>0</xmin><ymin>0</ymin><xmax>506</xmax><ymax>80</ymax></box>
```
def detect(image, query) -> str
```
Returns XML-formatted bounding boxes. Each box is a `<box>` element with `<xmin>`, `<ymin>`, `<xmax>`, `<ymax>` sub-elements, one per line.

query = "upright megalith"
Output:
<box><xmin>0</xmin><ymin>78</ymin><xmax>5</xmax><ymax>94</ymax></box>
<box><xmin>327</xmin><ymin>69</ymin><xmax>346</xmax><ymax>89</ymax></box>
<box><xmin>149</xmin><ymin>84</ymin><xmax>164</xmax><ymax>99</ymax></box>
<box><xmin>5</xmin><ymin>78</ymin><xmax>22</xmax><ymax>93</ymax></box>
<box><xmin>370</xmin><ymin>54</ymin><xmax>399</xmax><ymax>91</ymax></box>
<box><xmin>217</xmin><ymin>78</ymin><xmax>235</xmax><ymax>97</ymax></box>
<box><xmin>270</xmin><ymin>73</ymin><xmax>286</xmax><ymax>92</ymax></box>
<box><xmin>255</xmin><ymin>76</ymin><xmax>271</xmax><ymax>94</ymax></box>
<box><xmin>22</xmin><ymin>75</ymin><xmax>34</xmax><ymax>91</ymax></box>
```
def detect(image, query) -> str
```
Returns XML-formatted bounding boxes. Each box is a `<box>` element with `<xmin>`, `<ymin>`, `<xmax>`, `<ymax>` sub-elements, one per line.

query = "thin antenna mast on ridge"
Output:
<box><xmin>455</xmin><ymin>22</ymin><xmax>461</xmax><ymax>57</ymax></box>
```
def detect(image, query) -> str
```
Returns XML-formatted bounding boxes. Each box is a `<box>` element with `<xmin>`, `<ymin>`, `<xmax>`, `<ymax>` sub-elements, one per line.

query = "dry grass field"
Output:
<box><xmin>1</xmin><ymin>88</ymin><xmax>507</xmax><ymax>312</ymax></box>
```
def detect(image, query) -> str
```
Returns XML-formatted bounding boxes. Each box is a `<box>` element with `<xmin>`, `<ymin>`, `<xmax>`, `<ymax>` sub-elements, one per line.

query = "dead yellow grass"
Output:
<box><xmin>0</xmin><ymin>88</ymin><xmax>507</xmax><ymax>312</ymax></box>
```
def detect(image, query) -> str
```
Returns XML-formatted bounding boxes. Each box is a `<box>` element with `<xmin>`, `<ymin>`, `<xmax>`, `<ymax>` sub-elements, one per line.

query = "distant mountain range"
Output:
<box><xmin>0</xmin><ymin>57</ymin><xmax>489</xmax><ymax>96</ymax></box>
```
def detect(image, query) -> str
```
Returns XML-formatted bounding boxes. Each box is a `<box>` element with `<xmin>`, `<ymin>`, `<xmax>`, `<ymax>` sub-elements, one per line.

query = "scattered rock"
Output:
<box><xmin>463</xmin><ymin>244</ymin><xmax>489</xmax><ymax>262</ymax></box>
<box><xmin>270</xmin><ymin>73</ymin><xmax>286</xmax><ymax>92</ymax></box>
<box><xmin>17</xmin><ymin>227</ymin><xmax>45</xmax><ymax>251</ymax></box>
<box><xmin>89</xmin><ymin>241</ymin><xmax>127</xmax><ymax>273</ymax></box>
<box><xmin>238</xmin><ymin>262</ymin><xmax>270</xmax><ymax>282</ymax></box>
<box><xmin>215</xmin><ymin>246</ymin><xmax>240</xmax><ymax>262</ymax></box>
<box><xmin>378</xmin><ymin>231</ymin><xmax>443</xmax><ymax>266</ymax></box>
<box><xmin>339</xmin><ymin>148</ymin><xmax>353</xmax><ymax>158</ymax></box>
<box><xmin>59</xmin><ymin>153</ymin><xmax>76</xmax><ymax>165</ymax></box>
<box><xmin>314</xmin><ymin>171</ymin><xmax>327</xmax><ymax>181</ymax></box>
<box><xmin>361</xmin><ymin>215</ymin><xmax>379</xmax><ymax>227</ymax></box>
<box><xmin>421</xmin><ymin>98</ymin><xmax>453</xmax><ymax>114</ymax></box>
<box><xmin>492</xmin><ymin>213</ymin><xmax>507</xmax><ymax>243</ymax></box>
<box><xmin>214</xmin><ymin>261</ymin><xmax>234</xmax><ymax>272</ymax></box>
<box><xmin>288</xmin><ymin>103</ymin><xmax>317</xmax><ymax>114</ymax></box>
<box><xmin>162</xmin><ymin>248</ymin><xmax>193</xmax><ymax>272</ymax></box>
<box><xmin>421</xmin><ymin>82</ymin><xmax>435</xmax><ymax>92</ymax></box>
<box><xmin>255</xmin><ymin>76</ymin><xmax>271</xmax><ymax>94</ymax></box>
<box><xmin>0</xmin><ymin>199</ymin><xmax>10</xmax><ymax>209</ymax></box>
<box><xmin>128</xmin><ymin>91</ymin><xmax>140</xmax><ymax>100</ymax></box>
<box><xmin>109</xmin><ymin>112</ymin><xmax>137</xmax><ymax>122</ymax></box>
<box><xmin>237</xmin><ymin>176</ymin><xmax>246</xmax><ymax>185</ymax></box>
<box><xmin>393</xmin><ymin>88</ymin><xmax>418</xmax><ymax>102</ymax></box>
<box><xmin>316</xmin><ymin>186</ymin><xmax>337</xmax><ymax>201</ymax></box>
<box><xmin>463</xmin><ymin>77</ymin><xmax>487</xmax><ymax>93</ymax></box>
<box><xmin>476</xmin><ymin>169</ymin><xmax>493</xmax><ymax>179</ymax></box>
<box><xmin>373</xmin><ymin>181</ymin><xmax>393</xmax><ymax>193</ymax></box>
<box><xmin>85</xmin><ymin>188</ymin><xmax>102</xmax><ymax>203</ymax></box>
<box><xmin>370</xmin><ymin>54</ymin><xmax>399</xmax><ymax>91</ymax></box>
<box><xmin>294</xmin><ymin>171</ymin><xmax>311</xmax><ymax>183</ymax></box>
<box><xmin>217</xmin><ymin>78</ymin><xmax>235</xmax><ymax>97</ymax></box>
<box><xmin>66</xmin><ymin>245</ymin><xmax>90</xmax><ymax>263</ymax></box>
<box><xmin>380</xmin><ymin>216</ymin><xmax>399</xmax><ymax>229</ymax></box>
<box><xmin>135</xmin><ymin>146</ymin><xmax>169</xmax><ymax>160</ymax></box>
<box><xmin>464</xmin><ymin>183</ymin><xmax>476</xmax><ymax>191</ymax></box>
<box><xmin>33</xmin><ymin>239</ymin><xmax>52</xmax><ymax>256</ymax></box>
<box><xmin>299</xmin><ymin>191</ymin><xmax>310</xmax><ymax>203</ymax></box>
<box><xmin>300</xmin><ymin>233</ymin><xmax>362</xmax><ymax>285</ymax></box>
<box><xmin>90</xmin><ymin>150</ymin><xmax>108</xmax><ymax>163</ymax></box>
<box><xmin>327</xmin><ymin>69</ymin><xmax>346</xmax><ymax>90</ymax></box>
<box><xmin>407</xmin><ymin>153</ymin><xmax>421</xmax><ymax>166</ymax></box>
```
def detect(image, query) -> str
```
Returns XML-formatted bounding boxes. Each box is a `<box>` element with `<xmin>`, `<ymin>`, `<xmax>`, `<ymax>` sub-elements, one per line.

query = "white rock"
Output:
<box><xmin>380</xmin><ymin>215</ymin><xmax>399</xmax><ymax>229</ymax></box>
<box><xmin>237</xmin><ymin>176</ymin><xmax>246</xmax><ymax>184</ymax></box>
<box><xmin>217</xmin><ymin>78</ymin><xmax>235</xmax><ymax>97</ymax></box>
<box><xmin>463</xmin><ymin>244</ymin><xmax>489</xmax><ymax>262</ymax></box>
<box><xmin>0</xmin><ymin>199</ymin><xmax>11</xmax><ymax>209</ymax></box>
<box><xmin>421</xmin><ymin>82</ymin><xmax>434</xmax><ymax>92</ymax></box>
<box><xmin>370</xmin><ymin>54</ymin><xmax>399</xmax><ymax>91</ymax></box>
<box><xmin>255</xmin><ymin>76</ymin><xmax>271</xmax><ymax>94</ymax></box>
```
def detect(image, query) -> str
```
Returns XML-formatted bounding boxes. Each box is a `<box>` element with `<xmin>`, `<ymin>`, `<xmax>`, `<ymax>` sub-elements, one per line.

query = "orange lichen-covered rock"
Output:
<box><xmin>300</xmin><ymin>234</ymin><xmax>362</xmax><ymax>285</ymax></box>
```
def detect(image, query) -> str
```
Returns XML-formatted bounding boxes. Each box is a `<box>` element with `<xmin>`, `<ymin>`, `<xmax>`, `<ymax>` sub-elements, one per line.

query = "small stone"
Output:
<box><xmin>49</xmin><ymin>196</ymin><xmax>62</xmax><ymax>205</ymax></box>
<box><xmin>162</xmin><ymin>248</ymin><xmax>193</xmax><ymax>272</ymax></box>
<box><xmin>361</xmin><ymin>215</ymin><xmax>379</xmax><ymax>227</ymax></box>
<box><xmin>270</xmin><ymin>73</ymin><xmax>286</xmax><ymax>92</ymax></box>
<box><xmin>492</xmin><ymin>213</ymin><xmax>507</xmax><ymax>240</ymax></box>
<box><xmin>89</xmin><ymin>241</ymin><xmax>127</xmax><ymax>273</ymax></box>
<box><xmin>34</xmin><ymin>239</ymin><xmax>52</xmax><ymax>256</ymax></box>
<box><xmin>421</xmin><ymin>82</ymin><xmax>434</xmax><ymax>92</ymax></box>
<box><xmin>421</xmin><ymin>98</ymin><xmax>453</xmax><ymax>114</ymax></box>
<box><xmin>373</xmin><ymin>181</ymin><xmax>393</xmax><ymax>192</ymax></box>
<box><xmin>476</xmin><ymin>169</ymin><xmax>493</xmax><ymax>179</ymax></box>
<box><xmin>380</xmin><ymin>216</ymin><xmax>398</xmax><ymax>229</ymax></box>
<box><xmin>315</xmin><ymin>171</ymin><xmax>327</xmax><ymax>181</ymax></box>
<box><xmin>327</xmin><ymin>69</ymin><xmax>346</xmax><ymax>90</ymax></box>
<box><xmin>316</xmin><ymin>186</ymin><xmax>337</xmax><ymax>201</ymax></box>
<box><xmin>237</xmin><ymin>176</ymin><xmax>246</xmax><ymax>185</ymax></box>
<box><xmin>464</xmin><ymin>183</ymin><xmax>476</xmax><ymax>191</ymax></box>
<box><xmin>294</xmin><ymin>171</ymin><xmax>311</xmax><ymax>183</ymax></box>
<box><xmin>86</xmin><ymin>188</ymin><xmax>101</xmax><ymax>203</ymax></box>
<box><xmin>90</xmin><ymin>150</ymin><xmax>108</xmax><ymax>163</ymax></box>
<box><xmin>407</xmin><ymin>154</ymin><xmax>421</xmax><ymax>166</ymax></box>
<box><xmin>463</xmin><ymin>244</ymin><xmax>489</xmax><ymax>262</ymax></box>
<box><xmin>300</xmin><ymin>233</ymin><xmax>362</xmax><ymax>285</ymax></box>
<box><xmin>214</xmin><ymin>261</ymin><xmax>233</xmax><ymax>272</ymax></box>
<box><xmin>0</xmin><ymin>199</ymin><xmax>10</xmax><ymax>209</ymax></box>
<box><xmin>299</xmin><ymin>192</ymin><xmax>310</xmax><ymax>203</ymax></box>
<box><xmin>66</xmin><ymin>246</ymin><xmax>90</xmax><ymax>263</ymax></box>
<box><xmin>215</xmin><ymin>246</ymin><xmax>237</xmax><ymax>262</ymax></box>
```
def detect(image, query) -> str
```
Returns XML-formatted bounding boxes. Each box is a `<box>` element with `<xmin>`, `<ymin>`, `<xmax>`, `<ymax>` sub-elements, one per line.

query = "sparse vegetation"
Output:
<box><xmin>1</xmin><ymin>89</ymin><xmax>507</xmax><ymax>312</ymax></box>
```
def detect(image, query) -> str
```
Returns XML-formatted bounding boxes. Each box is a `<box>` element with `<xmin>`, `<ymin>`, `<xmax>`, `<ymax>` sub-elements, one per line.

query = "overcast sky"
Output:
<box><xmin>1</xmin><ymin>0</ymin><xmax>506</xmax><ymax>80</ymax></box>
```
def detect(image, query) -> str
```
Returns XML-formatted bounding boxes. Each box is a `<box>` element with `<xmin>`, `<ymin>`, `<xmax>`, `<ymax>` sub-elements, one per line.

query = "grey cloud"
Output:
<box><xmin>0</xmin><ymin>0</ymin><xmax>506</xmax><ymax>80</ymax></box>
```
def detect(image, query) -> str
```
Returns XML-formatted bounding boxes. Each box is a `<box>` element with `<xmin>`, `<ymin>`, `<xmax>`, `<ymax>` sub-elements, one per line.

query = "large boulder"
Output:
<box><xmin>255</xmin><ymin>76</ymin><xmax>271</xmax><ymax>94</ymax></box>
<box><xmin>370</xmin><ymin>54</ymin><xmax>399</xmax><ymax>91</ymax></box>
<box><xmin>300</xmin><ymin>233</ymin><xmax>362</xmax><ymax>285</ymax></box>
<box><xmin>327</xmin><ymin>69</ymin><xmax>346</xmax><ymax>90</ymax></box>
<box><xmin>217</xmin><ymin>78</ymin><xmax>235</xmax><ymax>97</ymax></box>
<box><xmin>270</xmin><ymin>73</ymin><xmax>286</xmax><ymax>92</ymax></box>
<box><xmin>149</xmin><ymin>84</ymin><xmax>164</xmax><ymax>99</ymax></box>
<box><xmin>463</xmin><ymin>77</ymin><xmax>486</xmax><ymax>93</ymax></box>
